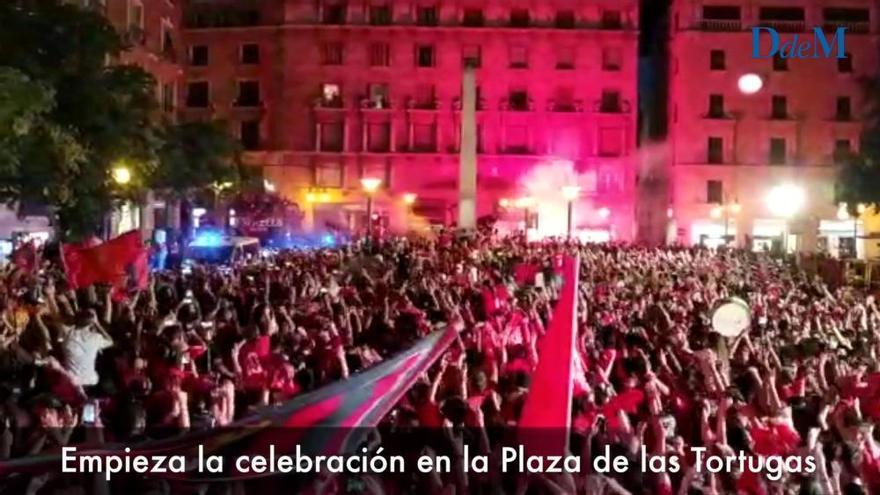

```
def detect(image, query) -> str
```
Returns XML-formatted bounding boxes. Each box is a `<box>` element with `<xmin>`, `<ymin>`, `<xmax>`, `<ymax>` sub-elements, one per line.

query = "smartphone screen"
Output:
<box><xmin>82</xmin><ymin>402</ymin><xmax>96</xmax><ymax>424</ymax></box>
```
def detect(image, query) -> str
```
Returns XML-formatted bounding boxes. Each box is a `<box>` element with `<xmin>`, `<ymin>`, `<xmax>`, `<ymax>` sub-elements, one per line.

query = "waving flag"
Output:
<box><xmin>0</xmin><ymin>326</ymin><xmax>456</xmax><ymax>481</ymax></box>
<box><xmin>518</xmin><ymin>255</ymin><xmax>579</xmax><ymax>456</ymax></box>
<box><xmin>61</xmin><ymin>231</ymin><xmax>146</xmax><ymax>290</ymax></box>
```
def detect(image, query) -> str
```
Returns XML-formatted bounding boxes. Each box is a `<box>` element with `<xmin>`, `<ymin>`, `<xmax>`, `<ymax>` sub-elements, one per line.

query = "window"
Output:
<box><xmin>836</xmin><ymin>96</ymin><xmax>852</xmax><ymax>120</ymax></box>
<box><xmin>600</xmin><ymin>90</ymin><xmax>621</xmax><ymax>113</ymax></box>
<box><xmin>322</xmin><ymin>43</ymin><xmax>344</xmax><ymax>65</ymax></box>
<box><xmin>369</xmin><ymin>5</ymin><xmax>392</xmax><ymax>25</ymax></box>
<box><xmin>128</xmin><ymin>0</ymin><xmax>144</xmax><ymax>28</ymax></box>
<box><xmin>552</xmin><ymin>86</ymin><xmax>575</xmax><ymax>112</ymax></box>
<box><xmin>771</xmin><ymin>95</ymin><xmax>788</xmax><ymax>119</ymax></box>
<box><xmin>598</xmin><ymin>129</ymin><xmax>623</xmax><ymax>157</ymax></box>
<box><xmin>602</xmin><ymin>47</ymin><xmax>621</xmax><ymax>71</ymax></box>
<box><xmin>241</xmin><ymin>43</ymin><xmax>260</xmax><ymax>64</ymax></box>
<box><xmin>601</xmin><ymin>10</ymin><xmax>622</xmax><ymax>29</ymax></box>
<box><xmin>555</xmin><ymin>10</ymin><xmax>575</xmax><ymax>28</ymax></box>
<box><xmin>413</xmin><ymin>84</ymin><xmax>436</xmax><ymax>109</ymax></box>
<box><xmin>462</xmin><ymin>8</ymin><xmax>484</xmax><ymax>27</ymax></box>
<box><xmin>508</xmin><ymin>88</ymin><xmax>529</xmax><ymax>111</ymax></box>
<box><xmin>240</xmin><ymin>121</ymin><xmax>260</xmax><ymax>150</ymax></box>
<box><xmin>834</xmin><ymin>139</ymin><xmax>852</xmax><ymax>163</ymax></box>
<box><xmin>416</xmin><ymin>44</ymin><xmax>435</xmax><ymax>67</ymax></box>
<box><xmin>556</xmin><ymin>47</ymin><xmax>575</xmax><ymax>70</ymax></box>
<box><xmin>186</xmin><ymin>81</ymin><xmax>209</xmax><ymax>108</ymax></box>
<box><xmin>702</xmin><ymin>6</ymin><xmax>741</xmax><ymax>20</ymax></box>
<box><xmin>707</xmin><ymin>180</ymin><xmax>723</xmax><ymax>203</ymax></box>
<box><xmin>708</xmin><ymin>94</ymin><xmax>725</xmax><ymax>118</ymax></box>
<box><xmin>759</xmin><ymin>6</ymin><xmax>804</xmax><ymax>31</ymax></box>
<box><xmin>710</xmin><ymin>49</ymin><xmax>726</xmax><ymax>70</ymax></box>
<box><xmin>161</xmin><ymin>83</ymin><xmax>175</xmax><ymax>113</ymax></box>
<box><xmin>236</xmin><ymin>81</ymin><xmax>261</xmax><ymax>107</ymax></box>
<box><xmin>510</xmin><ymin>9</ymin><xmax>530</xmax><ymax>27</ymax></box>
<box><xmin>322</xmin><ymin>3</ymin><xmax>347</xmax><ymax>24</ymax></box>
<box><xmin>773</xmin><ymin>54</ymin><xmax>787</xmax><ymax>71</ymax></box>
<box><xmin>462</xmin><ymin>45</ymin><xmax>481</xmax><ymax>68</ymax></box>
<box><xmin>319</xmin><ymin>122</ymin><xmax>344</xmax><ymax>151</ymax></box>
<box><xmin>707</xmin><ymin>137</ymin><xmax>723</xmax><ymax>164</ymax></box>
<box><xmin>321</xmin><ymin>83</ymin><xmax>342</xmax><ymax>107</ymax></box>
<box><xmin>417</xmin><ymin>6</ymin><xmax>437</xmax><ymax>26</ymax></box>
<box><xmin>509</xmin><ymin>45</ymin><xmax>528</xmax><ymax>69</ymax></box>
<box><xmin>367</xmin><ymin>123</ymin><xmax>391</xmax><ymax>151</ymax></box>
<box><xmin>369</xmin><ymin>43</ymin><xmax>390</xmax><ymax>67</ymax></box>
<box><xmin>190</xmin><ymin>45</ymin><xmax>209</xmax><ymax>66</ymax></box>
<box><xmin>769</xmin><ymin>138</ymin><xmax>786</xmax><ymax>164</ymax></box>
<box><xmin>412</xmin><ymin>124</ymin><xmax>437</xmax><ymax>151</ymax></box>
<box><xmin>824</xmin><ymin>8</ymin><xmax>870</xmax><ymax>32</ymax></box>
<box><xmin>838</xmin><ymin>53</ymin><xmax>853</xmax><ymax>73</ymax></box>
<box><xmin>367</xmin><ymin>83</ymin><xmax>389</xmax><ymax>109</ymax></box>
<box><xmin>161</xmin><ymin>21</ymin><xmax>174</xmax><ymax>55</ymax></box>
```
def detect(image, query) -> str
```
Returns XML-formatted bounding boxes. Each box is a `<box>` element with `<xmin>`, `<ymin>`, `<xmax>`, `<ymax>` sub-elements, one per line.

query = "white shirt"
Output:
<box><xmin>62</xmin><ymin>327</ymin><xmax>112</xmax><ymax>387</ymax></box>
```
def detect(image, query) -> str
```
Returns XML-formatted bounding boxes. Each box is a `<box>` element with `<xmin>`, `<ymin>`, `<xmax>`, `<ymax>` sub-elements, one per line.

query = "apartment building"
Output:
<box><xmin>180</xmin><ymin>0</ymin><xmax>640</xmax><ymax>238</ymax></box>
<box><xmin>669</xmin><ymin>0</ymin><xmax>878</xmax><ymax>255</ymax></box>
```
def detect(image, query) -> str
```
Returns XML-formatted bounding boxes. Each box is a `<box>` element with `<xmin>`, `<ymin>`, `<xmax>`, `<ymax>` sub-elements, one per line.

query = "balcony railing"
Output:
<box><xmin>406</xmin><ymin>97</ymin><xmax>439</xmax><ymax>110</ymax></box>
<box><xmin>699</xmin><ymin>19</ymin><xmax>742</xmax><ymax>31</ymax></box>
<box><xmin>547</xmin><ymin>100</ymin><xmax>583</xmax><ymax>112</ymax></box>
<box><xmin>360</xmin><ymin>97</ymin><xmax>391</xmax><ymax>110</ymax></box>
<box><xmin>823</xmin><ymin>21</ymin><xmax>870</xmax><ymax>34</ymax></box>
<box><xmin>759</xmin><ymin>20</ymin><xmax>805</xmax><ymax>32</ymax></box>
<box><xmin>314</xmin><ymin>97</ymin><xmax>345</xmax><ymax>109</ymax></box>
<box><xmin>501</xmin><ymin>97</ymin><xmax>534</xmax><ymax>112</ymax></box>
<box><xmin>594</xmin><ymin>99</ymin><xmax>632</xmax><ymax>114</ymax></box>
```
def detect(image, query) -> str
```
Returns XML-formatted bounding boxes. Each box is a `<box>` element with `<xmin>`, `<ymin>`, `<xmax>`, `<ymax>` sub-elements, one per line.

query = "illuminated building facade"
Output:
<box><xmin>669</xmin><ymin>0</ymin><xmax>878</xmax><ymax>255</ymax></box>
<box><xmin>180</xmin><ymin>0</ymin><xmax>640</xmax><ymax>238</ymax></box>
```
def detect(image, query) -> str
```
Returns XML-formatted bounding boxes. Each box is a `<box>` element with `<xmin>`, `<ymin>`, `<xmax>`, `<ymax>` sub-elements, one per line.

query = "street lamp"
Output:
<box><xmin>766</xmin><ymin>184</ymin><xmax>806</xmax><ymax>253</ymax></box>
<box><xmin>361</xmin><ymin>177</ymin><xmax>382</xmax><ymax>239</ymax></box>
<box><xmin>112</xmin><ymin>165</ymin><xmax>132</xmax><ymax>185</ymax></box>
<box><xmin>561</xmin><ymin>186</ymin><xmax>580</xmax><ymax>238</ymax></box>
<box><xmin>402</xmin><ymin>193</ymin><xmax>416</xmax><ymax>229</ymax></box>
<box><xmin>598</xmin><ymin>207</ymin><xmax>611</xmax><ymax>220</ymax></box>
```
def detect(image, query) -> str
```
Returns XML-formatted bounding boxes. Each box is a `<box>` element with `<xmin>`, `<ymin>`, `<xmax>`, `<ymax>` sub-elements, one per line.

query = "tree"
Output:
<box><xmin>153</xmin><ymin>121</ymin><xmax>243</xmax><ymax>198</ymax></box>
<box><xmin>836</xmin><ymin>76</ymin><xmax>880</xmax><ymax>215</ymax></box>
<box><xmin>0</xmin><ymin>1</ymin><xmax>159</xmax><ymax>240</ymax></box>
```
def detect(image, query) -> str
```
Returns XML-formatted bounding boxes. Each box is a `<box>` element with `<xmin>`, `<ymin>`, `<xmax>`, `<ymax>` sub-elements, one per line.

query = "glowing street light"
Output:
<box><xmin>264</xmin><ymin>179</ymin><xmax>276</xmax><ymax>193</ymax></box>
<box><xmin>561</xmin><ymin>186</ymin><xmax>580</xmax><ymax>238</ymax></box>
<box><xmin>765</xmin><ymin>184</ymin><xmax>806</xmax><ymax>218</ymax></box>
<box><xmin>598</xmin><ymin>207</ymin><xmax>611</xmax><ymax>220</ymax></box>
<box><xmin>499</xmin><ymin>198</ymin><xmax>511</xmax><ymax>209</ymax></box>
<box><xmin>360</xmin><ymin>177</ymin><xmax>382</xmax><ymax>239</ymax></box>
<box><xmin>402</xmin><ymin>193</ymin><xmax>417</xmax><ymax>206</ymax></box>
<box><xmin>111</xmin><ymin>165</ymin><xmax>132</xmax><ymax>185</ymax></box>
<box><xmin>766</xmin><ymin>184</ymin><xmax>806</xmax><ymax>254</ymax></box>
<box><xmin>838</xmin><ymin>203</ymin><xmax>851</xmax><ymax>221</ymax></box>
<box><xmin>738</xmin><ymin>73</ymin><xmax>764</xmax><ymax>95</ymax></box>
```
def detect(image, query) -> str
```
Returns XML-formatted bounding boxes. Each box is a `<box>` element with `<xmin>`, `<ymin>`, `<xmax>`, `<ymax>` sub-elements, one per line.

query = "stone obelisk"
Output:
<box><xmin>458</xmin><ymin>66</ymin><xmax>477</xmax><ymax>231</ymax></box>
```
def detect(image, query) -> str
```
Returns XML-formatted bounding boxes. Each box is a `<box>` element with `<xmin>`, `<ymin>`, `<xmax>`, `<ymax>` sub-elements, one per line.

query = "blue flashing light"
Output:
<box><xmin>190</xmin><ymin>231</ymin><xmax>225</xmax><ymax>248</ymax></box>
<box><xmin>320</xmin><ymin>234</ymin><xmax>336</xmax><ymax>247</ymax></box>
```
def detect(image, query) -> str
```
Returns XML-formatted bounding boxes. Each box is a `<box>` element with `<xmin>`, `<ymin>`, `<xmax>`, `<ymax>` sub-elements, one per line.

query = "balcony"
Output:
<box><xmin>547</xmin><ymin>100</ymin><xmax>583</xmax><ymax>113</ymax></box>
<box><xmin>594</xmin><ymin>99</ymin><xmax>632</xmax><ymax>114</ymax></box>
<box><xmin>823</xmin><ymin>21</ymin><xmax>870</xmax><ymax>34</ymax></box>
<box><xmin>759</xmin><ymin>20</ymin><xmax>805</xmax><ymax>32</ymax></box>
<box><xmin>360</xmin><ymin>97</ymin><xmax>391</xmax><ymax>110</ymax></box>
<box><xmin>314</xmin><ymin>97</ymin><xmax>345</xmax><ymax>110</ymax></box>
<box><xmin>501</xmin><ymin>97</ymin><xmax>534</xmax><ymax>112</ymax></box>
<box><xmin>699</xmin><ymin>19</ymin><xmax>742</xmax><ymax>31</ymax></box>
<box><xmin>406</xmin><ymin>97</ymin><xmax>439</xmax><ymax>111</ymax></box>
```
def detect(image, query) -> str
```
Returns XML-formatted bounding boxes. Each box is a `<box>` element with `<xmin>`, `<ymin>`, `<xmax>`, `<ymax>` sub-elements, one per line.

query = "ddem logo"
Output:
<box><xmin>752</xmin><ymin>27</ymin><xmax>847</xmax><ymax>59</ymax></box>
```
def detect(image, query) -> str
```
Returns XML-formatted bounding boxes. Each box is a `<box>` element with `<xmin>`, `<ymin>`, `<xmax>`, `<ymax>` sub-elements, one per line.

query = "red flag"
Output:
<box><xmin>10</xmin><ymin>242</ymin><xmax>39</xmax><ymax>274</ymax></box>
<box><xmin>61</xmin><ymin>231</ymin><xmax>145</xmax><ymax>289</ymax></box>
<box><xmin>0</xmin><ymin>327</ymin><xmax>456</xmax><ymax>480</ymax></box>
<box><xmin>518</xmin><ymin>255</ymin><xmax>579</xmax><ymax>456</ymax></box>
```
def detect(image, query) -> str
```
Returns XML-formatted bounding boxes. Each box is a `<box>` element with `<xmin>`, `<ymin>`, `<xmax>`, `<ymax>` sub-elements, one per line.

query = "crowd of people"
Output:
<box><xmin>0</xmin><ymin>232</ymin><xmax>878</xmax><ymax>495</ymax></box>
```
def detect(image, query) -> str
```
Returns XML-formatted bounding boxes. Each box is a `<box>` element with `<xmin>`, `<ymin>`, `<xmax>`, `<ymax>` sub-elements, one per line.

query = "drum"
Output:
<box><xmin>711</xmin><ymin>297</ymin><xmax>751</xmax><ymax>338</ymax></box>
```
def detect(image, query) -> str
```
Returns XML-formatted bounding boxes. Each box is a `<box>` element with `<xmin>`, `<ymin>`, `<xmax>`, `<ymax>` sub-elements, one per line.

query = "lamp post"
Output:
<box><xmin>112</xmin><ymin>165</ymin><xmax>132</xmax><ymax>186</ymax></box>
<box><xmin>561</xmin><ymin>186</ymin><xmax>580</xmax><ymax>238</ymax></box>
<box><xmin>361</xmin><ymin>177</ymin><xmax>382</xmax><ymax>239</ymax></box>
